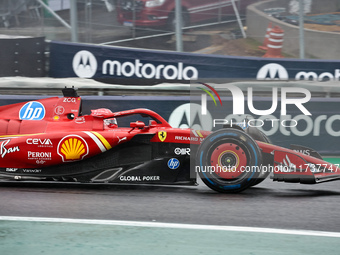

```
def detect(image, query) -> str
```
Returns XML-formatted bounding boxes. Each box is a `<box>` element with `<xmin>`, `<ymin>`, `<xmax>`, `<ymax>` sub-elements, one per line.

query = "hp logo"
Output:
<box><xmin>167</xmin><ymin>158</ymin><xmax>180</xmax><ymax>169</ymax></box>
<box><xmin>19</xmin><ymin>101</ymin><xmax>45</xmax><ymax>120</ymax></box>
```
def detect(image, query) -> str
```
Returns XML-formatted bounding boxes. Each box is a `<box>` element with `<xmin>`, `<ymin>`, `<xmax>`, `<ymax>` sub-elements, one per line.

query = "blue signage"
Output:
<box><xmin>49</xmin><ymin>41</ymin><xmax>340</xmax><ymax>82</ymax></box>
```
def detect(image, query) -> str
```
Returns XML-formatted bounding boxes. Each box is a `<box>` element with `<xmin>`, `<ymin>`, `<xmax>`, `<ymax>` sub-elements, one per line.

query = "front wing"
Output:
<box><xmin>259</xmin><ymin>142</ymin><xmax>340</xmax><ymax>184</ymax></box>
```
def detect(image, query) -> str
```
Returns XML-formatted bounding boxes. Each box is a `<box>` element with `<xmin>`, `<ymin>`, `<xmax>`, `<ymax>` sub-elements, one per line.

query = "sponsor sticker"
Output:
<box><xmin>63</xmin><ymin>98</ymin><xmax>77</xmax><ymax>103</ymax></box>
<box><xmin>28</xmin><ymin>151</ymin><xmax>52</xmax><ymax>161</ymax></box>
<box><xmin>57</xmin><ymin>135</ymin><xmax>89</xmax><ymax>162</ymax></box>
<box><xmin>75</xmin><ymin>117</ymin><xmax>85</xmax><ymax>124</ymax></box>
<box><xmin>54</xmin><ymin>106</ymin><xmax>65</xmax><ymax>115</ymax></box>
<box><xmin>0</xmin><ymin>139</ymin><xmax>20</xmax><ymax>158</ymax></box>
<box><xmin>167</xmin><ymin>158</ymin><xmax>180</xmax><ymax>169</ymax></box>
<box><xmin>119</xmin><ymin>176</ymin><xmax>160</xmax><ymax>182</ymax></box>
<box><xmin>174</xmin><ymin>147</ymin><xmax>190</xmax><ymax>155</ymax></box>
<box><xmin>26</xmin><ymin>138</ymin><xmax>53</xmax><ymax>147</ymax></box>
<box><xmin>6</xmin><ymin>168</ymin><xmax>18</xmax><ymax>172</ymax></box>
<box><xmin>19</xmin><ymin>101</ymin><xmax>45</xmax><ymax>120</ymax></box>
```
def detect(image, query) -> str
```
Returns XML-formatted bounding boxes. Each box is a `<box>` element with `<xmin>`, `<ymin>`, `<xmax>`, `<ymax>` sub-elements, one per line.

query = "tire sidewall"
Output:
<box><xmin>196</xmin><ymin>129</ymin><xmax>262</xmax><ymax>193</ymax></box>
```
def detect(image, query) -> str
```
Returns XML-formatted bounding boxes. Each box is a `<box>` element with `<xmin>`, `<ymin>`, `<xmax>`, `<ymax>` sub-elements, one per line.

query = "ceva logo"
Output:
<box><xmin>19</xmin><ymin>101</ymin><xmax>45</xmax><ymax>120</ymax></box>
<box><xmin>72</xmin><ymin>50</ymin><xmax>98</xmax><ymax>78</ymax></box>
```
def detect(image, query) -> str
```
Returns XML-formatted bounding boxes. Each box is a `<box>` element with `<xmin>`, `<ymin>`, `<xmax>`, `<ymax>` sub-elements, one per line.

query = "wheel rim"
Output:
<box><xmin>210</xmin><ymin>143</ymin><xmax>247</xmax><ymax>179</ymax></box>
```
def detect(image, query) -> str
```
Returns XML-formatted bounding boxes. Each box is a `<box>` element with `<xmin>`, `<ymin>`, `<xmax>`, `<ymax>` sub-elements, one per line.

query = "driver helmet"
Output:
<box><xmin>104</xmin><ymin>118</ymin><xmax>118</xmax><ymax>128</ymax></box>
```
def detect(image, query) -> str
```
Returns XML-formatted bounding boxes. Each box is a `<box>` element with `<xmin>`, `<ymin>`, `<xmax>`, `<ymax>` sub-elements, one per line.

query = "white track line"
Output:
<box><xmin>1</xmin><ymin>216</ymin><xmax>340</xmax><ymax>238</ymax></box>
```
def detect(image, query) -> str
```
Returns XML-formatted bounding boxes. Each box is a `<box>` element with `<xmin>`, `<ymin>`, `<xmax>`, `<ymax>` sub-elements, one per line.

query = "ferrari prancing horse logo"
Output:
<box><xmin>158</xmin><ymin>131</ymin><xmax>167</xmax><ymax>142</ymax></box>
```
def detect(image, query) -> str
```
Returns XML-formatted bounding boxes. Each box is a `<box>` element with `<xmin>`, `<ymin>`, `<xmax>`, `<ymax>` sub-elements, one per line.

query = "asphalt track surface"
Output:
<box><xmin>1</xmin><ymin>176</ymin><xmax>340</xmax><ymax>231</ymax></box>
<box><xmin>1</xmin><ymin>177</ymin><xmax>340</xmax><ymax>254</ymax></box>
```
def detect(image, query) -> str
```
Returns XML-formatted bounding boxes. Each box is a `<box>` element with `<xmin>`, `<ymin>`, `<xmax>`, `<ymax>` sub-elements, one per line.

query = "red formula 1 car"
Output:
<box><xmin>0</xmin><ymin>88</ymin><xmax>339</xmax><ymax>193</ymax></box>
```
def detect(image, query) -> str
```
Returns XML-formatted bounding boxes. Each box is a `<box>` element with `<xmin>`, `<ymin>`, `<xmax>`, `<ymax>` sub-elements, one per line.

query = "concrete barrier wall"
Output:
<box><xmin>246</xmin><ymin>0</ymin><xmax>340</xmax><ymax>59</ymax></box>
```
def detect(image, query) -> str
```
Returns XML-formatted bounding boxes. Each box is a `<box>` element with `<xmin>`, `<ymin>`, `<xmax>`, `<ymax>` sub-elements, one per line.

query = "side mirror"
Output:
<box><xmin>130</xmin><ymin>121</ymin><xmax>145</xmax><ymax>131</ymax></box>
<box><xmin>149</xmin><ymin>120</ymin><xmax>157</xmax><ymax>127</ymax></box>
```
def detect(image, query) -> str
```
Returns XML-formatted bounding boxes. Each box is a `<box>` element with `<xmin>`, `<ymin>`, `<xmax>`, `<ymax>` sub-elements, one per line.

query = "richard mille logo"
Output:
<box><xmin>72</xmin><ymin>50</ymin><xmax>98</xmax><ymax>78</ymax></box>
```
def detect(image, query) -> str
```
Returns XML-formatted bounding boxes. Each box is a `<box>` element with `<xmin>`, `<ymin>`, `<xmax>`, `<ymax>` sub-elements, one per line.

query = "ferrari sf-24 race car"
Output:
<box><xmin>0</xmin><ymin>88</ymin><xmax>340</xmax><ymax>193</ymax></box>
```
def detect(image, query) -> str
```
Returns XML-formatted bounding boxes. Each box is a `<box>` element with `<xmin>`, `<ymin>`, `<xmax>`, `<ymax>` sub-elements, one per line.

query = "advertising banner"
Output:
<box><xmin>50</xmin><ymin>41</ymin><xmax>340</xmax><ymax>82</ymax></box>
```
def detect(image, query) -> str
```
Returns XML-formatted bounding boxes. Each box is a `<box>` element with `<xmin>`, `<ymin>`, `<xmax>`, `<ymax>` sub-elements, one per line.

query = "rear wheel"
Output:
<box><xmin>196</xmin><ymin>129</ymin><xmax>262</xmax><ymax>193</ymax></box>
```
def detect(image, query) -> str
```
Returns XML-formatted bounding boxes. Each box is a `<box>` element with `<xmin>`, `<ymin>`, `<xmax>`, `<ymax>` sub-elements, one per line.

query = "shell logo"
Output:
<box><xmin>57</xmin><ymin>135</ymin><xmax>89</xmax><ymax>162</ymax></box>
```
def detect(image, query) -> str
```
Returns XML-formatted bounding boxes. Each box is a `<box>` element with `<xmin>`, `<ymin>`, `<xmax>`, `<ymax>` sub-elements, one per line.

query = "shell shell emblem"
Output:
<box><xmin>57</xmin><ymin>135</ymin><xmax>89</xmax><ymax>162</ymax></box>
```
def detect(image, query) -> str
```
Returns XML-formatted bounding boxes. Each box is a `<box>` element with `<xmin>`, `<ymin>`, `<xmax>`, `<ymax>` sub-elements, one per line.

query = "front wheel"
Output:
<box><xmin>245</xmin><ymin>127</ymin><xmax>272</xmax><ymax>186</ymax></box>
<box><xmin>196</xmin><ymin>129</ymin><xmax>262</xmax><ymax>193</ymax></box>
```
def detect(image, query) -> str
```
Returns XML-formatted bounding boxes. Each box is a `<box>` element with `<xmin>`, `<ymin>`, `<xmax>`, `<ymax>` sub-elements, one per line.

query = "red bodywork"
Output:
<box><xmin>259</xmin><ymin>142</ymin><xmax>340</xmax><ymax>184</ymax></box>
<box><xmin>0</xmin><ymin>94</ymin><xmax>203</xmax><ymax>169</ymax></box>
<box><xmin>0</xmin><ymin>90</ymin><xmax>339</xmax><ymax>191</ymax></box>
